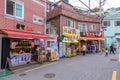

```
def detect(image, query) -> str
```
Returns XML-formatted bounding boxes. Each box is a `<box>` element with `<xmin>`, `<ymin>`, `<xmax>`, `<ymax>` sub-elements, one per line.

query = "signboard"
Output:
<box><xmin>54</xmin><ymin>42</ymin><xmax>59</xmax><ymax>60</ymax></box>
<box><xmin>26</xmin><ymin>26</ymin><xmax>34</xmax><ymax>31</ymax></box>
<box><xmin>10</xmin><ymin>53</ymin><xmax>31</xmax><ymax>66</ymax></box>
<box><xmin>80</xmin><ymin>32</ymin><xmax>102</xmax><ymax>37</ymax></box>
<box><xmin>62</xmin><ymin>26</ymin><xmax>80</xmax><ymax>42</ymax></box>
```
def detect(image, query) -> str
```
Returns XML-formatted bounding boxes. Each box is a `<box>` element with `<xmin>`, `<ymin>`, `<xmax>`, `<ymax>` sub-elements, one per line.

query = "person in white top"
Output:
<box><xmin>82</xmin><ymin>44</ymin><xmax>86</xmax><ymax>56</ymax></box>
<box><xmin>113</xmin><ymin>42</ymin><xmax>118</xmax><ymax>54</ymax></box>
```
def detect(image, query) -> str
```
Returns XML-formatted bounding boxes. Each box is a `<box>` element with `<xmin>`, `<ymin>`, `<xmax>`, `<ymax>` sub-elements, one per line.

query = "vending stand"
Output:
<box><xmin>60</xmin><ymin>26</ymin><xmax>80</xmax><ymax>57</ymax></box>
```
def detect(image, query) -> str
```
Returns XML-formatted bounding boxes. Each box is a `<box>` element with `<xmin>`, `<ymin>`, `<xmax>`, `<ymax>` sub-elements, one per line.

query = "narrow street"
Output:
<box><xmin>1</xmin><ymin>53</ymin><xmax>120</xmax><ymax>80</ymax></box>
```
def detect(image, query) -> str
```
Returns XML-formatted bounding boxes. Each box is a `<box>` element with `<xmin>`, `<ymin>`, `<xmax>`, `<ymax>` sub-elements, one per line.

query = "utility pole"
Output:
<box><xmin>99</xmin><ymin>0</ymin><xmax>106</xmax><ymax>31</ymax></box>
<box><xmin>99</xmin><ymin>0</ymin><xmax>102</xmax><ymax>31</ymax></box>
<box><xmin>99</xmin><ymin>0</ymin><xmax>106</xmax><ymax>49</ymax></box>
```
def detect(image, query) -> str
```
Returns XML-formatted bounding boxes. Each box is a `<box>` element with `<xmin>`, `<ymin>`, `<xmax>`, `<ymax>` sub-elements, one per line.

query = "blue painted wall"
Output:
<box><xmin>103</xmin><ymin>7</ymin><xmax>120</xmax><ymax>48</ymax></box>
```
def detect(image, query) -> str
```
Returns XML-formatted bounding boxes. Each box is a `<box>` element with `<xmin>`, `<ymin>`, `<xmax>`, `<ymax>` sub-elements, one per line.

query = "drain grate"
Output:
<box><xmin>44</xmin><ymin>73</ymin><xmax>56</xmax><ymax>78</ymax></box>
<box><xmin>19</xmin><ymin>73</ymin><xmax>27</xmax><ymax>76</ymax></box>
<box><xmin>110</xmin><ymin>59</ymin><xmax>118</xmax><ymax>61</ymax></box>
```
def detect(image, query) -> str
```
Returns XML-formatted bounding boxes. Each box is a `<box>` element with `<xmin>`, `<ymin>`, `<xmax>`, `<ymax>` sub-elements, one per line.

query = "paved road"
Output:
<box><xmin>1</xmin><ymin>53</ymin><xmax>120</xmax><ymax>80</ymax></box>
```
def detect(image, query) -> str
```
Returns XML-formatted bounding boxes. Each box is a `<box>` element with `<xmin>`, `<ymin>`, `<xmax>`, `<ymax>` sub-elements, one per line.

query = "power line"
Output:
<box><xmin>78</xmin><ymin>0</ymin><xmax>91</xmax><ymax>10</ymax></box>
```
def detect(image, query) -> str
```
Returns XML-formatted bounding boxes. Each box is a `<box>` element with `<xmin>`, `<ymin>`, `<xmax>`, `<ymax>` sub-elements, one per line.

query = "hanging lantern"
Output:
<box><xmin>89</xmin><ymin>33</ymin><xmax>91</xmax><ymax>36</ymax></box>
<box><xmin>98</xmin><ymin>32</ymin><xmax>102</xmax><ymax>37</ymax></box>
<box><xmin>86</xmin><ymin>32</ymin><xmax>88</xmax><ymax>36</ymax></box>
<box><xmin>96</xmin><ymin>32</ymin><xmax>98</xmax><ymax>36</ymax></box>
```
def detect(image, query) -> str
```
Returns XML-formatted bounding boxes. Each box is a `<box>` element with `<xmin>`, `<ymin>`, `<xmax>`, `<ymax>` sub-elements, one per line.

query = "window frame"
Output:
<box><xmin>114</xmin><ymin>21</ymin><xmax>120</xmax><ymax>26</ymax></box>
<box><xmin>5</xmin><ymin>0</ymin><xmax>24</xmax><ymax>19</ymax></box>
<box><xmin>90</xmin><ymin>24</ymin><xmax>96</xmax><ymax>31</ymax></box>
<box><xmin>46</xmin><ymin>28</ymin><xmax>52</xmax><ymax>34</ymax></box>
<box><xmin>104</xmin><ymin>21</ymin><xmax>110</xmax><ymax>27</ymax></box>
<box><xmin>78</xmin><ymin>23</ymin><xmax>87</xmax><ymax>32</ymax></box>
<box><xmin>66</xmin><ymin>19</ymin><xmax>75</xmax><ymax>28</ymax></box>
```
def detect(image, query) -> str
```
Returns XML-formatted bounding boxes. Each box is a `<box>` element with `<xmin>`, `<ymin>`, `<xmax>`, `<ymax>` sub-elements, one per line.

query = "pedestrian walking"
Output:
<box><xmin>87</xmin><ymin>44</ymin><xmax>91</xmax><ymax>54</ymax></box>
<box><xmin>82</xmin><ymin>44</ymin><xmax>86</xmax><ymax>56</ymax></box>
<box><xmin>46</xmin><ymin>50</ymin><xmax>51</xmax><ymax>62</ymax></box>
<box><xmin>96</xmin><ymin>44</ymin><xmax>98</xmax><ymax>53</ymax></box>
<box><xmin>109</xmin><ymin>45</ymin><xmax>115</xmax><ymax>55</ymax></box>
<box><xmin>113</xmin><ymin>42</ymin><xmax>119</xmax><ymax>54</ymax></box>
<box><xmin>105</xmin><ymin>48</ymin><xmax>109</xmax><ymax>57</ymax></box>
<box><xmin>91</xmin><ymin>44</ymin><xmax>96</xmax><ymax>54</ymax></box>
<box><xmin>37</xmin><ymin>47</ymin><xmax>44</xmax><ymax>64</ymax></box>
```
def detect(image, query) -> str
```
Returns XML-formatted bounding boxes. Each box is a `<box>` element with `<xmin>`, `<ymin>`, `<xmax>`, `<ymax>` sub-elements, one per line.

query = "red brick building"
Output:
<box><xmin>0</xmin><ymin>0</ymin><xmax>45</xmax><ymax>33</ymax></box>
<box><xmin>0</xmin><ymin>0</ymin><xmax>53</xmax><ymax>70</ymax></box>
<box><xmin>46</xmin><ymin>0</ymin><xmax>104</xmax><ymax>57</ymax></box>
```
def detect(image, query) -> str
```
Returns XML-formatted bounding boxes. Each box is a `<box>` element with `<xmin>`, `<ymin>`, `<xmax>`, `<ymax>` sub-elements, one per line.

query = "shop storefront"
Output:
<box><xmin>59</xmin><ymin>26</ymin><xmax>80</xmax><ymax>57</ymax></box>
<box><xmin>80</xmin><ymin>32</ymin><xmax>105</xmax><ymax>53</ymax></box>
<box><xmin>0</xmin><ymin>29</ymin><xmax>54</xmax><ymax>70</ymax></box>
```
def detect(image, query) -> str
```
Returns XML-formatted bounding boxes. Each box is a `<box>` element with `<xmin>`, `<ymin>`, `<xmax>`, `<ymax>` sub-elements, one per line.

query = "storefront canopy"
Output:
<box><xmin>0</xmin><ymin>29</ymin><xmax>54</xmax><ymax>40</ymax></box>
<box><xmin>81</xmin><ymin>37</ymin><xmax>105</xmax><ymax>40</ymax></box>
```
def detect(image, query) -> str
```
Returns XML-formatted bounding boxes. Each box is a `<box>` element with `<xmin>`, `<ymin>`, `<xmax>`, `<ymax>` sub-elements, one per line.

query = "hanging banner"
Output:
<box><xmin>54</xmin><ymin>42</ymin><xmax>59</xmax><ymax>60</ymax></box>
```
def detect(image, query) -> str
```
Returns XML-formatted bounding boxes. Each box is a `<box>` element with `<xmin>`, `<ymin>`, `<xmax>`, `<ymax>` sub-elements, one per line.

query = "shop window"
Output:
<box><xmin>104</xmin><ymin>21</ymin><xmax>110</xmax><ymax>26</ymax></box>
<box><xmin>5</xmin><ymin>0</ymin><xmax>24</xmax><ymax>19</ymax></box>
<box><xmin>10</xmin><ymin>39</ymin><xmax>34</xmax><ymax>66</ymax></box>
<box><xmin>114</xmin><ymin>21</ymin><xmax>120</xmax><ymax>26</ymax></box>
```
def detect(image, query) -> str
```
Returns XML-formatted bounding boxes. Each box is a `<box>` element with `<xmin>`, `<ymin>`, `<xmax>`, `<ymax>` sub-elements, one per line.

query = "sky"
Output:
<box><xmin>49</xmin><ymin>0</ymin><xmax>120</xmax><ymax>10</ymax></box>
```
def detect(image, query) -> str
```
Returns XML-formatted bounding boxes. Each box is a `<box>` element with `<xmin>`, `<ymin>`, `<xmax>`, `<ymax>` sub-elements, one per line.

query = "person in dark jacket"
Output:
<box><xmin>109</xmin><ymin>45</ymin><xmax>115</xmax><ymax>55</ymax></box>
<box><xmin>87</xmin><ymin>44</ymin><xmax>91</xmax><ymax>54</ymax></box>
